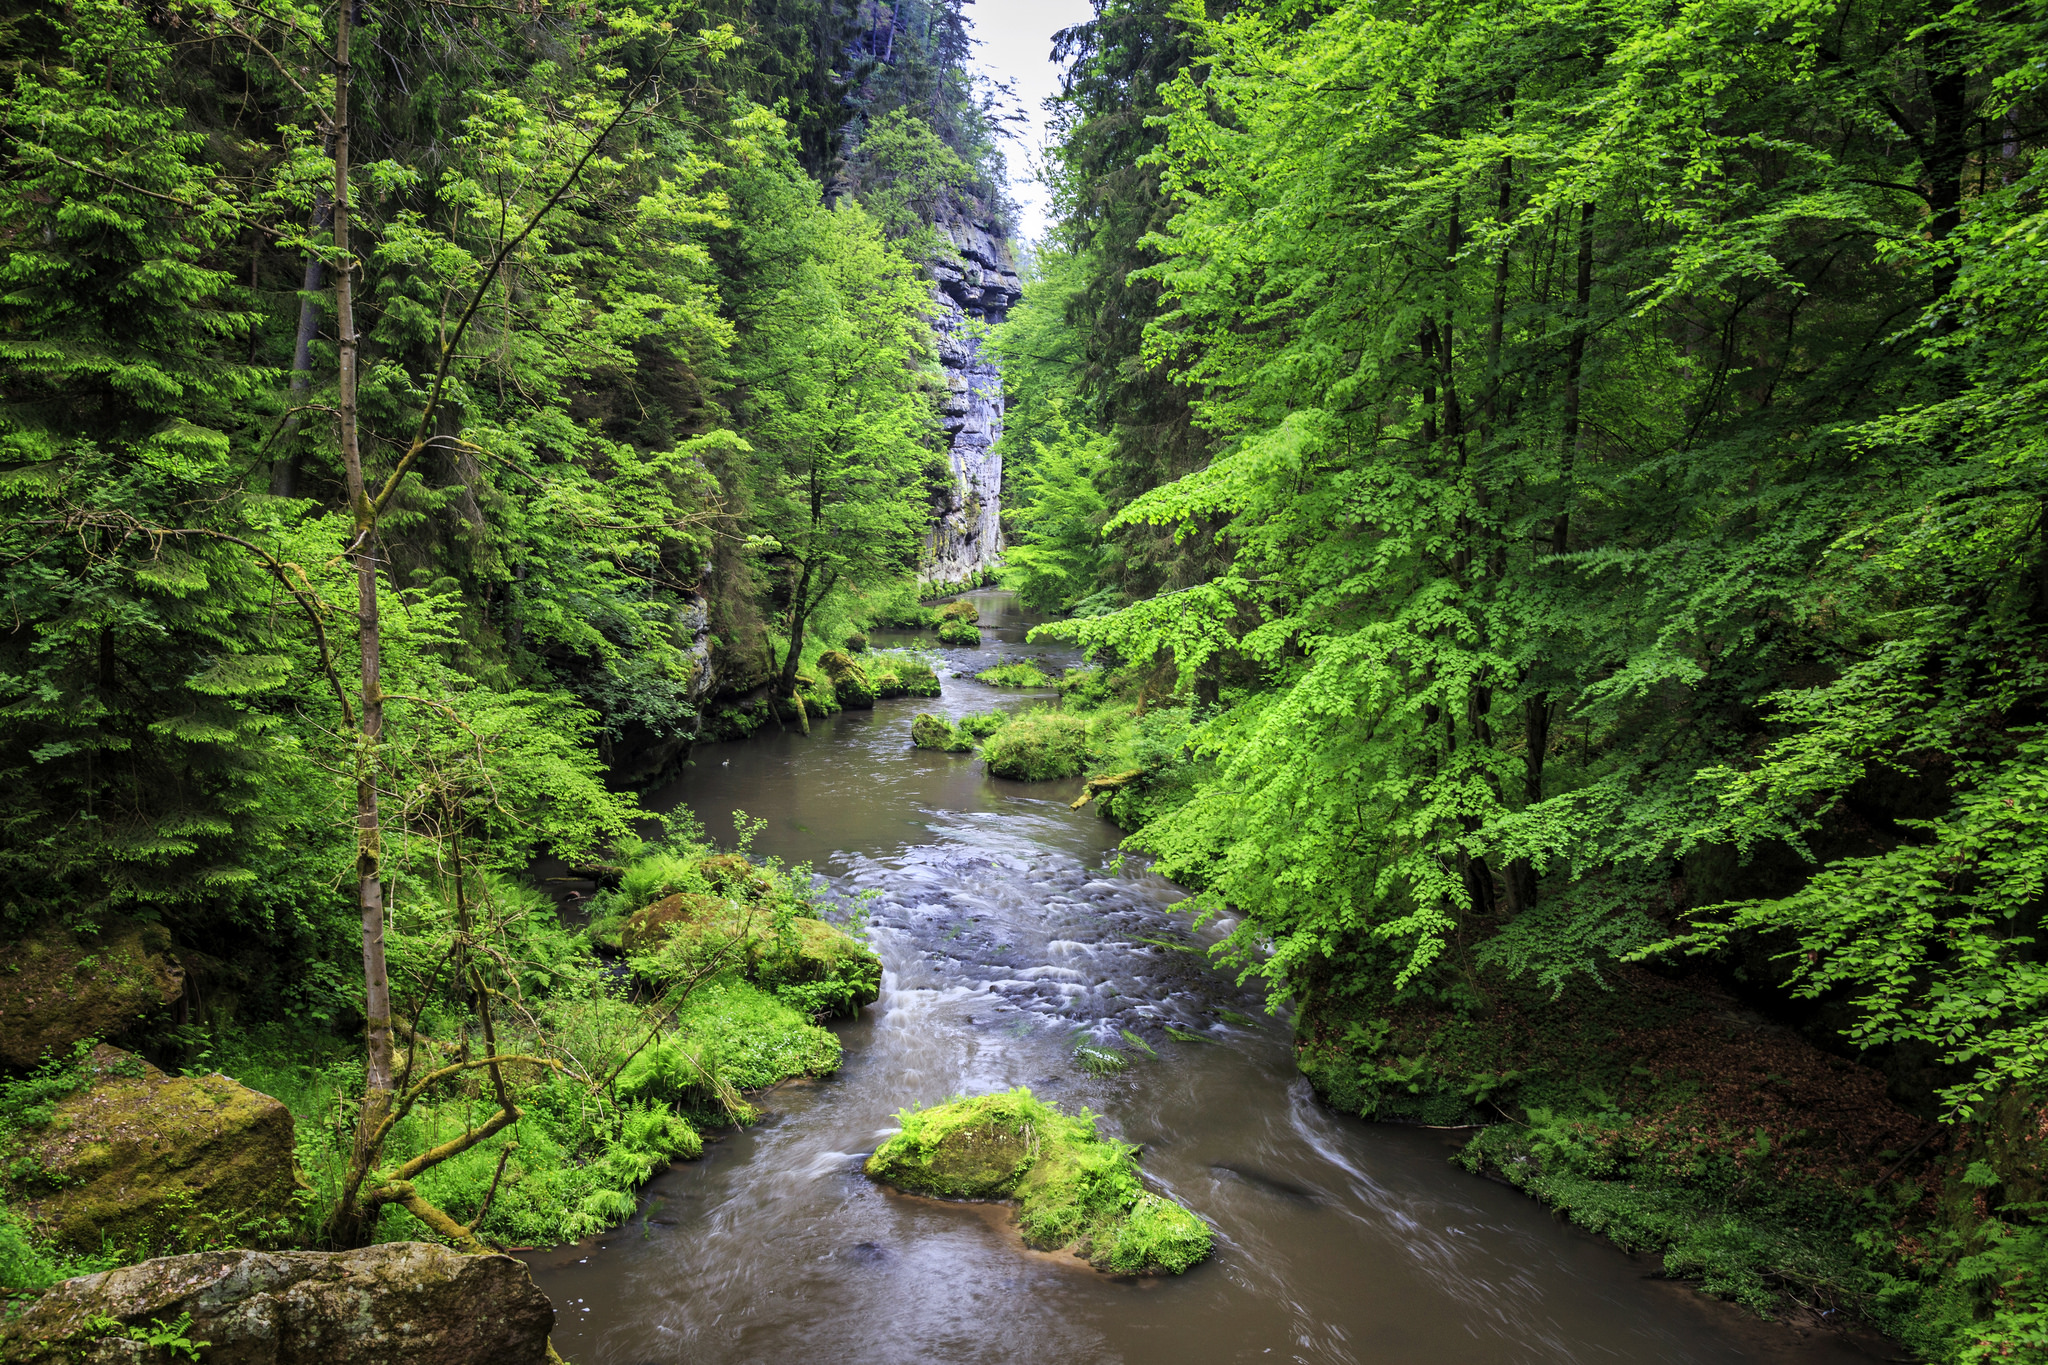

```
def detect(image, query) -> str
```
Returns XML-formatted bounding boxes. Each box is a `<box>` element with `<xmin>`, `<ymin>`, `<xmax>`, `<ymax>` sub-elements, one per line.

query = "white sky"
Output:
<box><xmin>965</xmin><ymin>0</ymin><xmax>1097</xmax><ymax>244</ymax></box>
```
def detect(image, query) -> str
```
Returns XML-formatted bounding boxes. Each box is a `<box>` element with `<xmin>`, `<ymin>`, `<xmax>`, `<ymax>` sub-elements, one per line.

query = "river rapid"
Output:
<box><xmin>526</xmin><ymin>590</ymin><xmax>1890</xmax><ymax>1365</ymax></box>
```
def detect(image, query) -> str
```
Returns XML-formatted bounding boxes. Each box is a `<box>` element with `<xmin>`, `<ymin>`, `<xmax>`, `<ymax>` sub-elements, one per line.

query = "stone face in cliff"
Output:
<box><xmin>0</xmin><ymin>1242</ymin><xmax>555</xmax><ymax>1365</ymax></box>
<box><xmin>924</xmin><ymin>202</ymin><xmax>1021</xmax><ymax>588</ymax></box>
<box><xmin>0</xmin><ymin>920</ymin><xmax>184</xmax><ymax>1070</ymax></box>
<box><xmin>4</xmin><ymin>1045</ymin><xmax>298</xmax><ymax>1255</ymax></box>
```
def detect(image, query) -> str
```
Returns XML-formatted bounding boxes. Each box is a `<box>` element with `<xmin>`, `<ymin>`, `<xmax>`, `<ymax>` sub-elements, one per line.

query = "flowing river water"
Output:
<box><xmin>527</xmin><ymin>590</ymin><xmax>1892</xmax><ymax>1365</ymax></box>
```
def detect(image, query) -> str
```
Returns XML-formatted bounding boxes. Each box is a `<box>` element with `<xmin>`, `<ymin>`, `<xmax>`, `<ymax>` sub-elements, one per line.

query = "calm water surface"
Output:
<box><xmin>528</xmin><ymin>590</ymin><xmax>1889</xmax><ymax>1365</ymax></box>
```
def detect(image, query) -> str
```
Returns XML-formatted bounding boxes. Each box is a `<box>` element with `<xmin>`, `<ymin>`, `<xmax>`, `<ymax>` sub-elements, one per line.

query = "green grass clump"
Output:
<box><xmin>982</xmin><ymin>709</ymin><xmax>1088</xmax><ymax>780</ymax></box>
<box><xmin>866</xmin><ymin>1088</ymin><xmax>1211</xmax><ymax>1275</ymax></box>
<box><xmin>976</xmin><ymin>660</ymin><xmax>1056</xmax><ymax>688</ymax></box>
<box><xmin>937</xmin><ymin>618</ymin><xmax>982</xmax><ymax>647</ymax></box>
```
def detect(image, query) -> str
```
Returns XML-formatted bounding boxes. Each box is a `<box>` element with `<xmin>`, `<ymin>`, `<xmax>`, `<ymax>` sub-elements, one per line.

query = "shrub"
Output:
<box><xmin>937</xmin><ymin>619</ymin><xmax>981</xmax><ymax>647</ymax></box>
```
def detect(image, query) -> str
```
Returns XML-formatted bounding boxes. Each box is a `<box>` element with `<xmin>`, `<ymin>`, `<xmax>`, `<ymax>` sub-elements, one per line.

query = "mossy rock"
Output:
<box><xmin>621</xmin><ymin>892</ymin><xmax>728</xmax><ymax>955</ymax></box>
<box><xmin>975</xmin><ymin>660</ymin><xmax>1055</xmax><ymax>688</ymax></box>
<box><xmin>911</xmin><ymin>713</ymin><xmax>972</xmax><ymax>752</ymax></box>
<box><xmin>0</xmin><ymin>920</ymin><xmax>185</xmax><ymax>1070</ymax></box>
<box><xmin>871</xmin><ymin>656</ymin><xmax>942</xmax><ymax>699</ymax></box>
<box><xmin>937</xmin><ymin>618</ymin><xmax>982</xmax><ymax>647</ymax></box>
<box><xmin>622</xmin><ymin>895</ymin><xmax>881</xmax><ymax>1019</ymax></box>
<box><xmin>938</xmin><ymin>600</ymin><xmax>980</xmax><ymax>624</ymax></box>
<box><xmin>982</xmin><ymin>711</ymin><xmax>1088</xmax><ymax>780</ymax></box>
<box><xmin>845</xmin><ymin>632</ymin><xmax>869</xmax><ymax>653</ymax></box>
<box><xmin>866</xmin><ymin>1089</ymin><xmax>1212</xmax><ymax>1274</ymax></box>
<box><xmin>818</xmin><ymin>650</ymin><xmax>876</xmax><ymax>709</ymax></box>
<box><xmin>0</xmin><ymin>1242</ymin><xmax>555</xmax><ymax>1365</ymax></box>
<box><xmin>3</xmin><ymin>1045</ymin><xmax>298</xmax><ymax>1255</ymax></box>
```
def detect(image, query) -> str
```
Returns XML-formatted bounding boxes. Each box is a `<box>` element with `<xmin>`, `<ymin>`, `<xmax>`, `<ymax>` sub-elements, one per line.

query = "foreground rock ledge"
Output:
<box><xmin>0</xmin><ymin>1242</ymin><xmax>555</xmax><ymax>1365</ymax></box>
<box><xmin>865</xmin><ymin>1087</ymin><xmax>1212</xmax><ymax>1275</ymax></box>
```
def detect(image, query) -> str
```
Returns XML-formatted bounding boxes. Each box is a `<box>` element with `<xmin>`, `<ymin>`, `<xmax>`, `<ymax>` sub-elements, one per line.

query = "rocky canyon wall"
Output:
<box><xmin>923</xmin><ymin>202</ymin><xmax>1020</xmax><ymax>588</ymax></box>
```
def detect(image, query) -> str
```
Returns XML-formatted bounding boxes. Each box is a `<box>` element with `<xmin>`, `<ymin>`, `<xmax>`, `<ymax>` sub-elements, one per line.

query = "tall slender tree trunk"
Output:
<box><xmin>329</xmin><ymin>0</ymin><xmax>396</xmax><ymax>1245</ymax></box>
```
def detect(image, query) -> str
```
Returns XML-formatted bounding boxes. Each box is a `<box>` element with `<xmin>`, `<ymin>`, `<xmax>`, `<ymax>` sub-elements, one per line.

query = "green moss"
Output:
<box><xmin>911</xmin><ymin>713</ymin><xmax>973</xmax><ymax>752</ymax></box>
<box><xmin>982</xmin><ymin>710</ymin><xmax>1087</xmax><ymax>780</ymax></box>
<box><xmin>845</xmin><ymin>633</ymin><xmax>868</xmax><ymax>653</ymax></box>
<box><xmin>0</xmin><ymin>920</ymin><xmax>184</xmax><ymax>1069</ymax></box>
<box><xmin>937</xmin><ymin>618</ymin><xmax>982</xmax><ymax>647</ymax></box>
<box><xmin>975</xmin><ymin>660</ymin><xmax>1055</xmax><ymax>688</ymax></box>
<box><xmin>866</xmin><ymin>1089</ymin><xmax>1211</xmax><ymax>1275</ymax></box>
<box><xmin>938</xmin><ymin>600</ymin><xmax>980</xmax><ymax>624</ymax></box>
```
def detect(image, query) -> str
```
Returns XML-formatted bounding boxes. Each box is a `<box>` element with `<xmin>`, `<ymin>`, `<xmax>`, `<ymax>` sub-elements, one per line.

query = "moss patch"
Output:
<box><xmin>937</xmin><ymin>618</ymin><xmax>982</xmax><ymax>647</ymax></box>
<box><xmin>938</xmin><ymin>600</ymin><xmax>980</xmax><ymax>624</ymax></box>
<box><xmin>625</xmin><ymin>894</ymin><xmax>881</xmax><ymax>1020</ymax></box>
<box><xmin>866</xmin><ymin>1089</ymin><xmax>1211</xmax><ymax>1275</ymax></box>
<box><xmin>868</xmin><ymin>653</ymin><xmax>942</xmax><ymax>699</ymax></box>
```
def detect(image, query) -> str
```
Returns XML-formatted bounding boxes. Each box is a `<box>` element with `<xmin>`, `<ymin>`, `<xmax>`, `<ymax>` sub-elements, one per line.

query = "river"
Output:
<box><xmin>526</xmin><ymin>589</ymin><xmax>1890</xmax><ymax>1365</ymax></box>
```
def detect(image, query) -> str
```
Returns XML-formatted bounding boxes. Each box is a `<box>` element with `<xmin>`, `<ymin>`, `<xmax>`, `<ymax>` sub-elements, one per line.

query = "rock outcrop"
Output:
<box><xmin>0</xmin><ymin>1242</ymin><xmax>555</xmax><ymax>1365</ymax></box>
<box><xmin>924</xmin><ymin>202</ymin><xmax>1020</xmax><ymax>588</ymax></box>
<box><xmin>0</xmin><ymin>920</ymin><xmax>184</xmax><ymax>1070</ymax></box>
<box><xmin>3</xmin><ymin>1045</ymin><xmax>298</xmax><ymax>1254</ymax></box>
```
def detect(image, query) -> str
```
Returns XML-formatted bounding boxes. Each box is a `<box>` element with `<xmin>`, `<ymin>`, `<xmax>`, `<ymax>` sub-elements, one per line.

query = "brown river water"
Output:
<box><xmin>525</xmin><ymin>589</ymin><xmax>1894</xmax><ymax>1365</ymax></box>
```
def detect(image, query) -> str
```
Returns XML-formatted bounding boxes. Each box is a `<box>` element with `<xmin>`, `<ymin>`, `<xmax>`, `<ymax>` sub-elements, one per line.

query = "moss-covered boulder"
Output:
<box><xmin>818</xmin><ymin>650</ymin><xmax>876</xmax><ymax>708</ymax></box>
<box><xmin>0</xmin><ymin>920</ymin><xmax>184</xmax><ymax>1070</ymax></box>
<box><xmin>938</xmin><ymin>600</ymin><xmax>980</xmax><ymax>624</ymax></box>
<box><xmin>976</xmin><ymin>660</ymin><xmax>1055</xmax><ymax>688</ymax></box>
<box><xmin>622</xmin><ymin>895</ymin><xmax>881</xmax><ymax>1019</ymax></box>
<box><xmin>871</xmin><ymin>655</ymin><xmax>942</xmax><ymax>699</ymax></box>
<box><xmin>621</xmin><ymin>892</ymin><xmax>729</xmax><ymax>954</ymax></box>
<box><xmin>866</xmin><ymin>1089</ymin><xmax>1211</xmax><ymax>1275</ymax></box>
<box><xmin>982</xmin><ymin>711</ymin><xmax>1088</xmax><ymax>780</ymax></box>
<box><xmin>0</xmin><ymin>1242</ymin><xmax>554</xmax><ymax>1365</ymax></box>
<box><xmin>937</xmin><ymin>618</ymin><xmax>982</xmax><ymax>647</ymax></box>
<box><xmin>3</xmin><ymin>1045</ymin><xmax>297</xmax><ymax>1255</ymax></box>
<box><xmin>910</xmin><ymin>713</ymin><xmax>972</xmax><ymax>752</ymax></box>
<box><xmin>845</xmin><ymin>632</ymin><xmax>869</xmax><ymax>653</ymax></box>
<box><xmin>700</xmin><ymin>853</ymin><xmax>772</xmax><ymax>901</ymax></box>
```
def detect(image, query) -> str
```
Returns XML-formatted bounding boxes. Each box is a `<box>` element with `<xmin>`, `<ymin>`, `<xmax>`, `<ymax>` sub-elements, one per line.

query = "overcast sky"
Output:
<box><xmin>965</xmin><ymin>0</ymin><xmax>1096</xmax><ymax>244</ymax></box>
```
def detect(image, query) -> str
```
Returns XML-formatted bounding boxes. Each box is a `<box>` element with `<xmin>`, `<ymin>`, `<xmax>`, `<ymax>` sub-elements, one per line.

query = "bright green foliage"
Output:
<box><xmin>867</xmin><ymin>651</ymin><xmax>944</xmax><ymax>698</ymax></box>
<box><xmin>865</xmin><ymin>1088</ymin><xmax>1211</xmax><ymax>1274</ymax></box>
<box><xmin>981</xmin><ymin>710</ymin><xmax>1088</xmax><ymax>781</ymax></box>
<box><xmin>975</xmin><ymin>661</ymin><xmax>1056</xmax><ymax>688</ymax></box>
<box><xmin>936</xmin><ymin>618</ymin><xmax>982</xmax><ymax>647</ymax></box>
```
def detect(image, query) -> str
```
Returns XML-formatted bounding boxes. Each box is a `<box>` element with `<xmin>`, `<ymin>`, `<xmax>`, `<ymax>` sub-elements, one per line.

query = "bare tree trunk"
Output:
<box><xmin>328</xmin><ymin>0</ymin><xmax>397</xmax><ymax>1246</ymax></box>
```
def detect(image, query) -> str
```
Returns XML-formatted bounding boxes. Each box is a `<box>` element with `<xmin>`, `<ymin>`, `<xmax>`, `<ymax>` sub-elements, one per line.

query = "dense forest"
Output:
<box><xmin>3</xmin><ymin>0</ymin><xmax>2048</xmax><ymax>1359</ymax></box>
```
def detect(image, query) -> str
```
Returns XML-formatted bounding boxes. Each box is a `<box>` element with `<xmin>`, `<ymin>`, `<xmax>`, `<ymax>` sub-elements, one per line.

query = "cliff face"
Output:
<box><xmin>924</xmin><ymin>203</ymin><xmax>1021</xmax><ymax>588</ymax></box>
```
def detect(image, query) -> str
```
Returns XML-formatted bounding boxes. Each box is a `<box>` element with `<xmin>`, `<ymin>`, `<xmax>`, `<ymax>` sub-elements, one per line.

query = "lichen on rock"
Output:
<box><xmin>865</xmin><ymin>1088</ymin><xmax>1212</xmax><ymax>1275</ymax></box>
<box><xmin>2</xmin><ymin>1045</ymin><xmax>297</xmax><ymax>1256</ymax></box>
<box><xmin>0</xmin><ymin>1241</ymin><xmax>555</xmax><ymax>1365</ymax></box>
<box><xmin>0</xmin><ymin>920</ymin><xmax>184</xmax><ymax>1070</ymax></box>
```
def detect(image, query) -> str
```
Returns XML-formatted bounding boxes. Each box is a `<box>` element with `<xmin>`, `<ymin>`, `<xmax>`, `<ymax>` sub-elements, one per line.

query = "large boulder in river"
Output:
<box><xmin>2</xmin><ymin>1045</ymin><xmax>297</xmax><ymax>1254</ymax></box>
<box><xmin>0</xmin><ymin>1242</ymin><xmax>555</xmax><ymax>1365</ymax></box>
<box><xmin>818</xmin><ymin>650</ymin><xmax>876</xmax><ymax>709</ymax></box>
<box><xmin>866</xmin><ymin>1088</ymin><xmax>1212</xmax><ymax>1274</ymax></box>
<box><xmin>0</xmin><ymin>920</ymin><xmax>184</xmax><ymax>1070</ymax></box>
